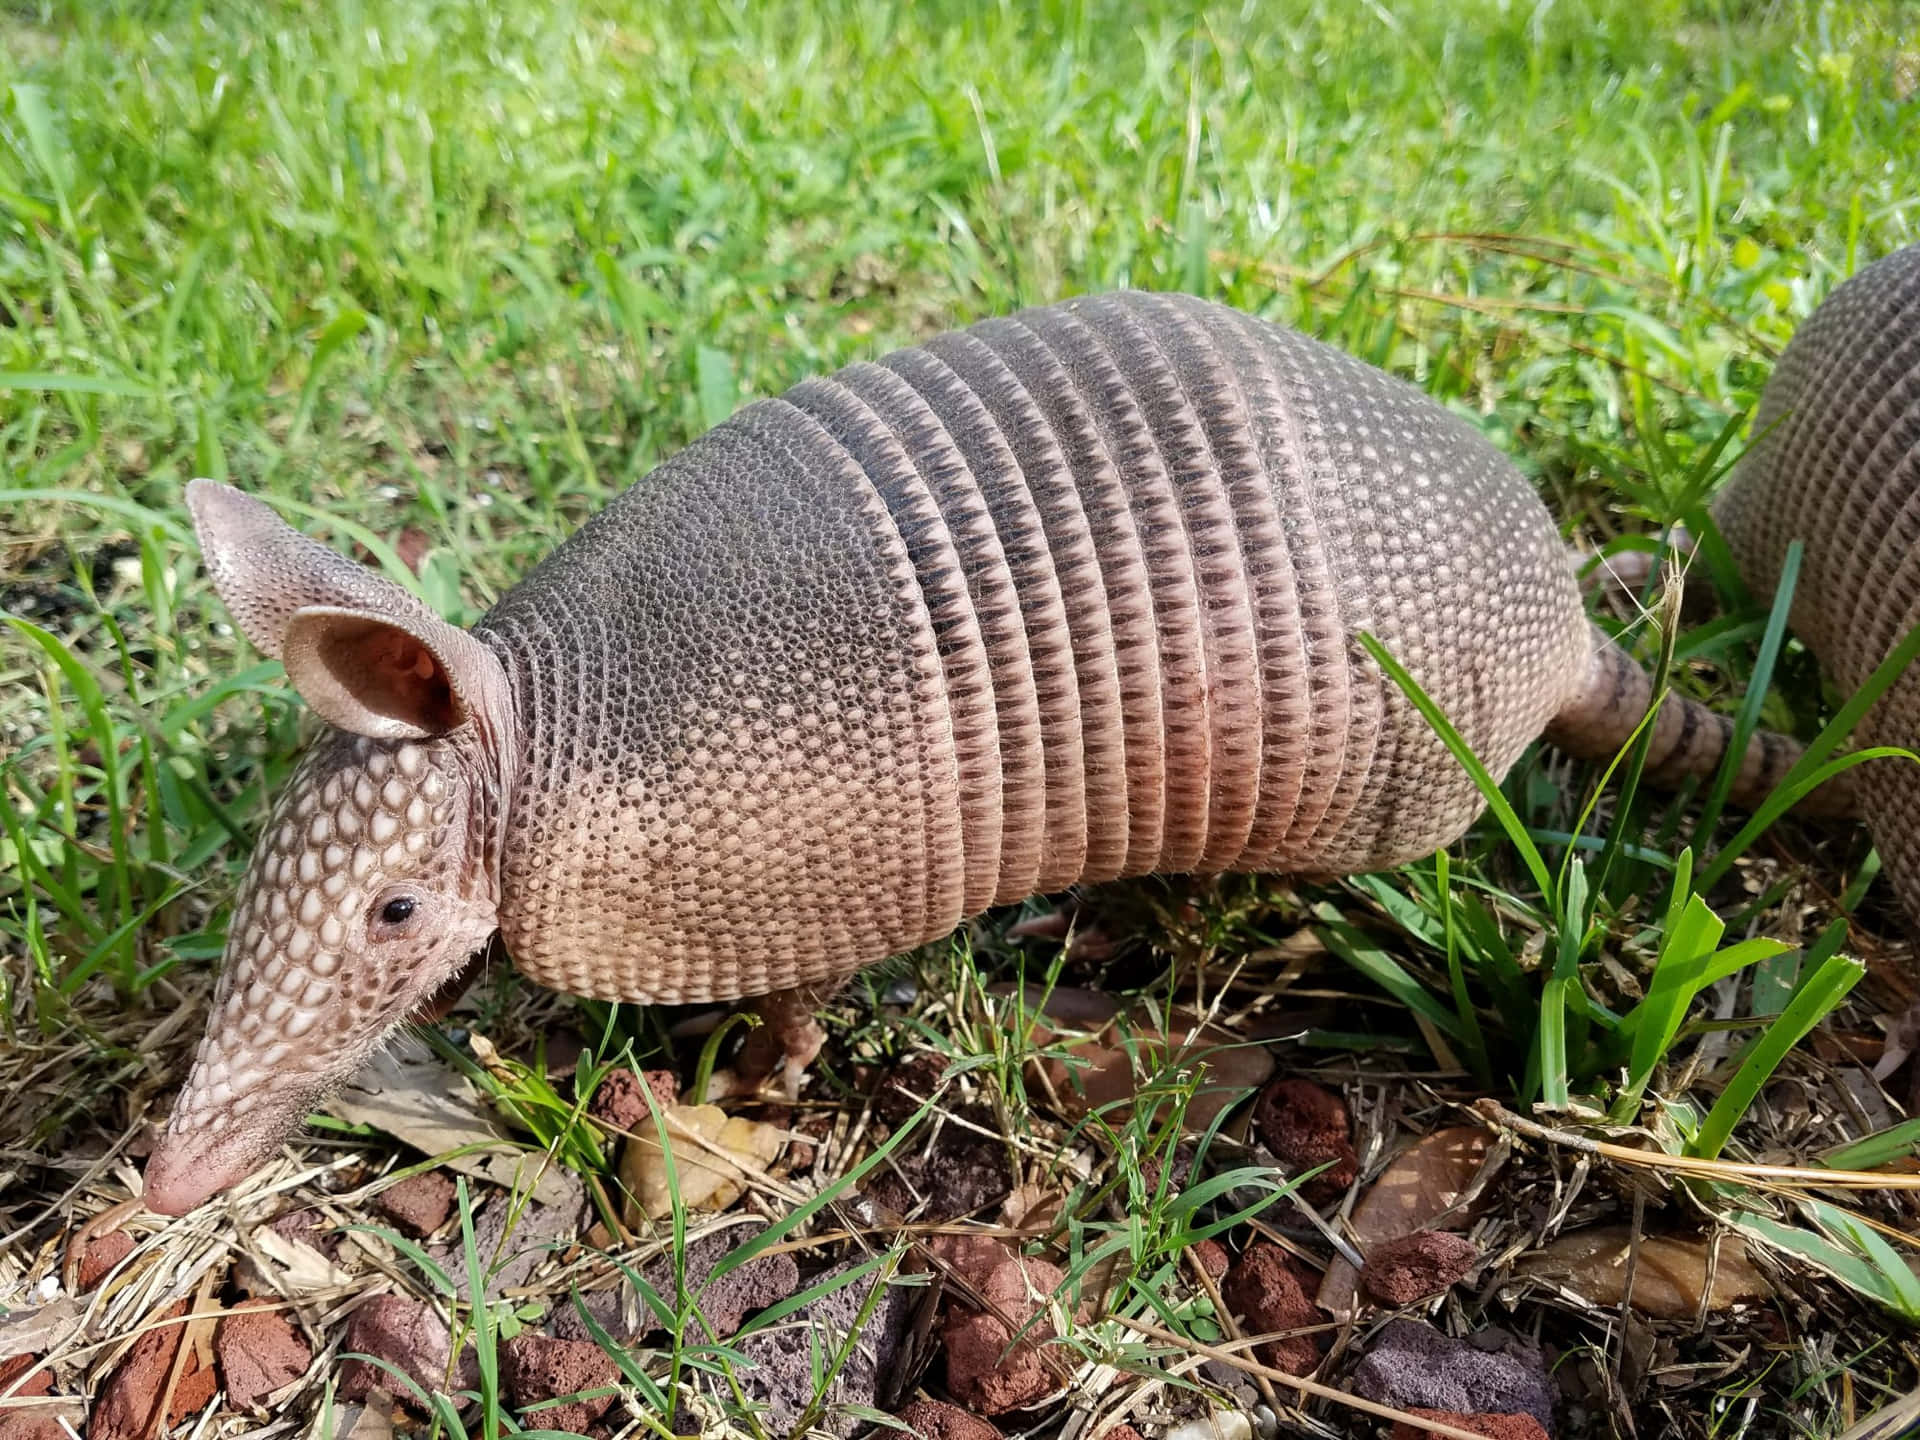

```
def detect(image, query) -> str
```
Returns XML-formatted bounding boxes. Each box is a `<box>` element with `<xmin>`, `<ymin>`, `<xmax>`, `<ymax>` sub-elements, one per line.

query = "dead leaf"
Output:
<box><xmin>0</xmin><ymin>1296</ymin><xmax>84</xmax><ymax>1357</ymax></box>
<box><xmin>333</xmin><ymin>1392</ymin><xmax>398</xmax><ymax>1440</ymax></box>
<box><xmin>327</xmin><ymin>1037</ymin><xmax>575</xmax><ymax>1206</ymax></box>
<box><xmin>619</xmin><ymin>1105</ymin><xmax>785</xmax><ymax>1222</ymax></box>
<box><xmin>1000</xmin><ymin>1183</ymin><xmax>1066</xmax><ymax>1235</ymax></box>
<box><xmin>1520</xmin><ymin>1227</ymin><xmax>1771</xmax><ymax>1319</ymax></box>
<box><xmin>1023</xmin><ymin>998</ymin><xmax>1273</xmax><ymax>1133</ymax></box>
<box><xmin>1318</xmin><ymin>1126</ymin><xmax>1497</xmax><ymax>1318</ymax></box>
<box><xmin>987</xmin><ymin>982</ymin><xmax>1123</xmax><ymax>1032</ymax></box>
<box><xmin>232</xmin><ymin>1224</ymin><xmax>359</xmax><ymax>1315</ymax></box>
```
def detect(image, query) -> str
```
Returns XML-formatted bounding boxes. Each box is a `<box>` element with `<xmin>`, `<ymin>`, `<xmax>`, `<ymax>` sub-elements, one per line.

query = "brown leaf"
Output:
<box><xmin>327</xmin><ymin>1036</ymin><xmax>576</xmax><ymax>1206</ymax></box>
<box><xmin>1520</xmin><ymin>1226</ymin><xmax>1771</xmax><ymax>1319</ymax></box>
<box><xmin>619</xmin><ymin>1104</ymin><xmax>784</xmax><ymax>1221</ymax></box>
<box><xmin>1029</xmin><ymin>1002</ymin><xmax>1273</xmax><ymax>1132</ymax></box>
<box><xmin>1317</xmin><ymin>1126</ymin><xmax>1496</xmax><ymax>1318</ymax></box>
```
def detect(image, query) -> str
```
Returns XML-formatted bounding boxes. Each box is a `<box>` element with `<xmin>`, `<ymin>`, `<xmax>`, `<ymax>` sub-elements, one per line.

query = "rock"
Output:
<box><xmin>218</xmin><ymin>1299</ymin><xmax>313</xmax><ymax>1409</ymax></box>
<box><xmin>90</xmin><ymin>1299</ymin><xmax>218</xmax><ymax>1439</ymax></box>
<box><xmin>942</xmin><ymin>1257</ymin><xmax>1066</xmax><ymax>1415</ymax></box>
<box><xmin>1362</xmin><ymin>1230</ymin><xmax>1481</xmax><ymax>1305</ymax></box>
<box><xmin>0</xmin><ymin>1406</ymin><xmax>79</xmax><ymax>1440</ymax></box>
<box><xmin>374</xmin><ymin>1171</ymin><xmax>457</xmax><ymax>1238</ymax></box>
<box><xmin>552</xmin><ymin>1224</ymin><xmax>801</xmax><ymax>1345</ymax></box>
<box><xmin>1388</xmin><ymin>1411</ymin><xmax>1550</xmax><ymax>1440</ymax></box>
<box><xmin>1350</xmin><ymin>1320</ymin><xmax>1554</xmax><ymax>1433</ymax></box>
<box><xmin>1189</xmin><ymin>1239</ymin><xmax>1230</xmax><ymax>1281</ymax></box>
<box><xmin>893</xmin><ymin>1398</ymin><xmax>1002</xmax><ymax>1439</ymax></box>
<box><xmin>501</xmin><ymin>1334</ymin><xmax>619</xmax><ymax>1434</ymax></box>
<box><xmin>0</xmin><ymin>1353</ymin><xmax>51</xmax><ymax>1398</ymax></box>
<box><xmin>864</xmin><ymin>1124</ymin><xmax>1010</xmax><ymax>1222</ymax></box>
<box><xmin>589</xmin><ymin>1066</ymin><xmax>677</xmax><ymax>1131</ymax></box>
<box><xmin>1318</xmin><ymin>1126</ymin><xmax>1494</xmax><ymax>1318</ymax></box>
<box><xmin>642</xmin><ymin>1226</ymin><xmax>802</xmax><ymax>1341</ymax></box>
<box><xmin>546</xmin><ymin>1287</ymin><xmax>634</xmax><ymax>1347</ymax></box>
<box><xmin>1219</xmin><ymin>1243</ymin><xmax>1324</xmax><ymax>1376</ymax></box>
<box><xmin>1519</xmin><ymin>1227</ymin><xmax>1770</xmax><ymax>1320</ymax></box>
<box><xmin>430</xmin><ymin>1182</ymin><xmax>587</xmax><ymax>1304</ymax></box>
<box><xmin>1252</xmin><ymin>1078</ymin><xmax>1356</xmax><ymax>1202</ymax></box>
<box><xmin>74</xmin><ymin>1230</ymin><xmax>134</xmax><ymax>1291</ymax></box>
<box><xmin>928</xmin><ymin>1232</ymin><xmax>1019</xmax><ymax>1293</ymax></box>
<box><xmin>732</xmin><ymin>1261</ymin><xmax>915</xmax><ymax>1437</ymax></box>
<box><xmin>337</xmin><ymin>1294</ymin><xmax>473</xmax><ymax>1404</ymax></box>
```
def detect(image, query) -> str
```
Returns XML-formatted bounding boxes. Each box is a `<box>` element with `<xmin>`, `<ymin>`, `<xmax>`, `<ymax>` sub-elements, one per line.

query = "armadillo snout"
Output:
<box><xmin>145</xmin><ymin>729</ymin><xmax>499</xmax><ymax>1213</ymax></box>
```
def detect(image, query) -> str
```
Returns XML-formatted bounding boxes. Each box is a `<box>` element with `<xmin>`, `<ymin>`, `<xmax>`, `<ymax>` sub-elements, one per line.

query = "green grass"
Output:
<box><xmin>6</xmin><ymin>0</ymin><xmax>1920</xmax><ymax>1434</ymax></box>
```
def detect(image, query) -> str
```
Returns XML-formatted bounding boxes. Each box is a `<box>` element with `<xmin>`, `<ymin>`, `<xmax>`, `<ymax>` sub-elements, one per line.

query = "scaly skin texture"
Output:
<box><xmin>1715</xmin><ymin>242</ymin><xmax>1920</xmax><ymax>920</ymax></box>
<box><xmin>149</xmin><ymin>291</ymin><xmax>1813</xmax><ymax>1213</ymax></box>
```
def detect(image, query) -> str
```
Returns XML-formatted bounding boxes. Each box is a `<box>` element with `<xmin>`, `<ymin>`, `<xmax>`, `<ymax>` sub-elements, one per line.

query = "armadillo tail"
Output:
<box><xmin>1544</xmin><ymin>625</ymin><xmax>1856</xmax><ymax>820</ymax></box>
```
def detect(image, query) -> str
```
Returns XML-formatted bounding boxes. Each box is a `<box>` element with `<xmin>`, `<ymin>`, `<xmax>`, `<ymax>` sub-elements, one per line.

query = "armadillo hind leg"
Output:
<box><xmin>701</xmin><ymin>981</ymin><xmax>841</xmax><ymax>1101</ymax></box>
<box><xmin>1545</xmin><ymin>622</ymin><xmax>1856</xmax><ymax>818</ymax></box>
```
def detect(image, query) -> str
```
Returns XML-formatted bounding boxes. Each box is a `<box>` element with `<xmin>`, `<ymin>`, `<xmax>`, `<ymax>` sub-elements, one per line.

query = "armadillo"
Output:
<box><xmin>1712</xmin><ymin>241</ymin><xmax>1920</xmax><ymax>925</ymax></box>
<box><xmin>143</xmin><ymin>280</ymin><xmax>1884</xmax><ymax>1216</ymax></box>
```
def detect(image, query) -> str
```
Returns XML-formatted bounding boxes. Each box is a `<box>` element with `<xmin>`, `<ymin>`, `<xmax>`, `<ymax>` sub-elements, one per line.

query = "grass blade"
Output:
<box><xmin>1359</xmin><ymin>631</ymin><xmax>1555</xmax><ymax>907</ymax></box>
<box><xmin>1690</xmin><ymin>952</ymin><xmax>1865</xmax><ymax>1160</ymax></box>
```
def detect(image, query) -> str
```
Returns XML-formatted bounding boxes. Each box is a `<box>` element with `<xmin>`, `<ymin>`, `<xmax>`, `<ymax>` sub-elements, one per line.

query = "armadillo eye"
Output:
<box><xmin>380</xmin><ymin>897</ymin><xmax>416</xmax><ymax>925</ymax></box>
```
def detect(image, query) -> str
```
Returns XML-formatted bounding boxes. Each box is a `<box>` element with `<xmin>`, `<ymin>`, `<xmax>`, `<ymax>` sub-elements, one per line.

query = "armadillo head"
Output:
<box><xmin>143</xmin><ymin>481</ymin><xmax>517</xmax><ymax>1215</ymax></box>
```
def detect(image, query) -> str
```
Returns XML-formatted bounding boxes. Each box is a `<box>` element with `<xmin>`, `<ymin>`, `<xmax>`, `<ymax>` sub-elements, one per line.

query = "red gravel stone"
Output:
<box><xmin>1253</xmin><ymin>1077</ymin><xmax>1357</xmax><ymax>1201</ymax></box>
<box><xmin>374</xmin><ymin>1171</ymin><xmax>457</xmax><ymax>1238</ymax></box>
<box><xmin>90</xmin><ymin>1300</ymin><xmax>218</xmax><ymax>1440</ymax></box>
<box><xmin>74</xmin><ymin>1230</ymin><xmax>134</xmax><ymax>1291</ymax></box>
<box><xmin>893</xmin><ymin>1398</ymin><xmax>1002</xmax><ymax>1439</ymax></box>
<box><xmin>941</xmin><ymin>1256</ymin><xmax>1066</xmax><ymax>1414</ymax></box>
<box><xmin>1189</xmin><ymin>1239</ymin><xmax>1230</xmax><ymax>1280</ymax></box>
<box><xmin>217</xmin><ymin>1300</ymin><xmax>312</xmax><ymax>1409</ymax></box>
<box><xmin>1220</xmin><ymin>1243</ymin><xmax>1325</xmax><ymax>1376</ymax></box>
<box><xmin>0</xmin><ymin>1413</ymin><xmax>69</xmax><ymax>1440</ymax></box>
<box><xmin>1362</xmin><ymin>1229</ymin><xmax>1481</xmax><ymax>1305</ymax></box>
<box><xmin>501</xmin><ymin>1334</ymin><xmax>620</xmax><ymax>1434</ymax></box>
<box><xmin>588</xmin><ymin>1066</ymin><xmax>678</xmax><ymax>1130</ymax></box>
<box><xmin>0</xmin><ymin>1354</ymin><xmax>51</xmax><ymax>1398</ymax></box>
<box><xmin>1388</xmin><ymin>1410</ymin><xmax>1549</xmax><ymax>1440</ymax></box>
<box><xmin>928</xmin><ymin>1231</ymin><xmax>1018</xmax><ymax>1292</ymax></box>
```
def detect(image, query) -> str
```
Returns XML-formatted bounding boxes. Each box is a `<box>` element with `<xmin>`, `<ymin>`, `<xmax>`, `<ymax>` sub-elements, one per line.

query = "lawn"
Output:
<box><xmin>3</xmin><ymin>0</ymin><xmax>1919</xmax><ymax>1436</ymax></box>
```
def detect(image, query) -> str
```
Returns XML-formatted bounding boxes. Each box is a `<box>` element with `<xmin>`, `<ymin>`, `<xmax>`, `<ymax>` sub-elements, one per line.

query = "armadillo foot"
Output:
<box><xmin>702</xmin><ymin>982</ymin><xmax>838</xmax><ymax>1101</ymax></box>
<box><xmin>1874</xmin><ymin>997</ymin><xmax>1920</xmax><ymax>1113</ymax></box>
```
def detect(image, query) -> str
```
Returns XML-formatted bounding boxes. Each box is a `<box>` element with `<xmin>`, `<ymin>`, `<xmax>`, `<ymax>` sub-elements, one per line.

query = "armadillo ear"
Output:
<box><xmin>280</xmin><ymin>604</ymin><xmax>507</xmax><ymax>740</ymax></box>
<box><xmin>186</xmin><ymin>478</ymin><xmax>437</xmax><ymax>660</ymax></box>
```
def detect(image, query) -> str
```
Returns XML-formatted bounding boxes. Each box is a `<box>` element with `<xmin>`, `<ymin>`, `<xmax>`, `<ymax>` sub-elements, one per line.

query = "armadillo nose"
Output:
<box><xmin>141</xmin><ymin>1137</ymin><xmax>242</xmax><ymax>1216</ymax></box>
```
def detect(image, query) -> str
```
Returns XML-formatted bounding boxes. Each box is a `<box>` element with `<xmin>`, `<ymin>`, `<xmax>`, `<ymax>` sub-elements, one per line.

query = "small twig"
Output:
<box><xmin>60</xmin><ymin>1195</ymin><xmax>141</xmax><ymax>1294</ymax></box>
<box><xmin>1184</xmin><ymin>1249</ymin><xmax>1288</xmax><ymax>1420</ymax></box>
<box><xmin>1474</xmin><ymin>1099</ymin><xmax>1920</xmax><ymax>1191</ymax></box>
<box><xmin>142</xmin><ymin>1269</ymin><xmax>218</xmax><ymax>1440</ymax></box>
